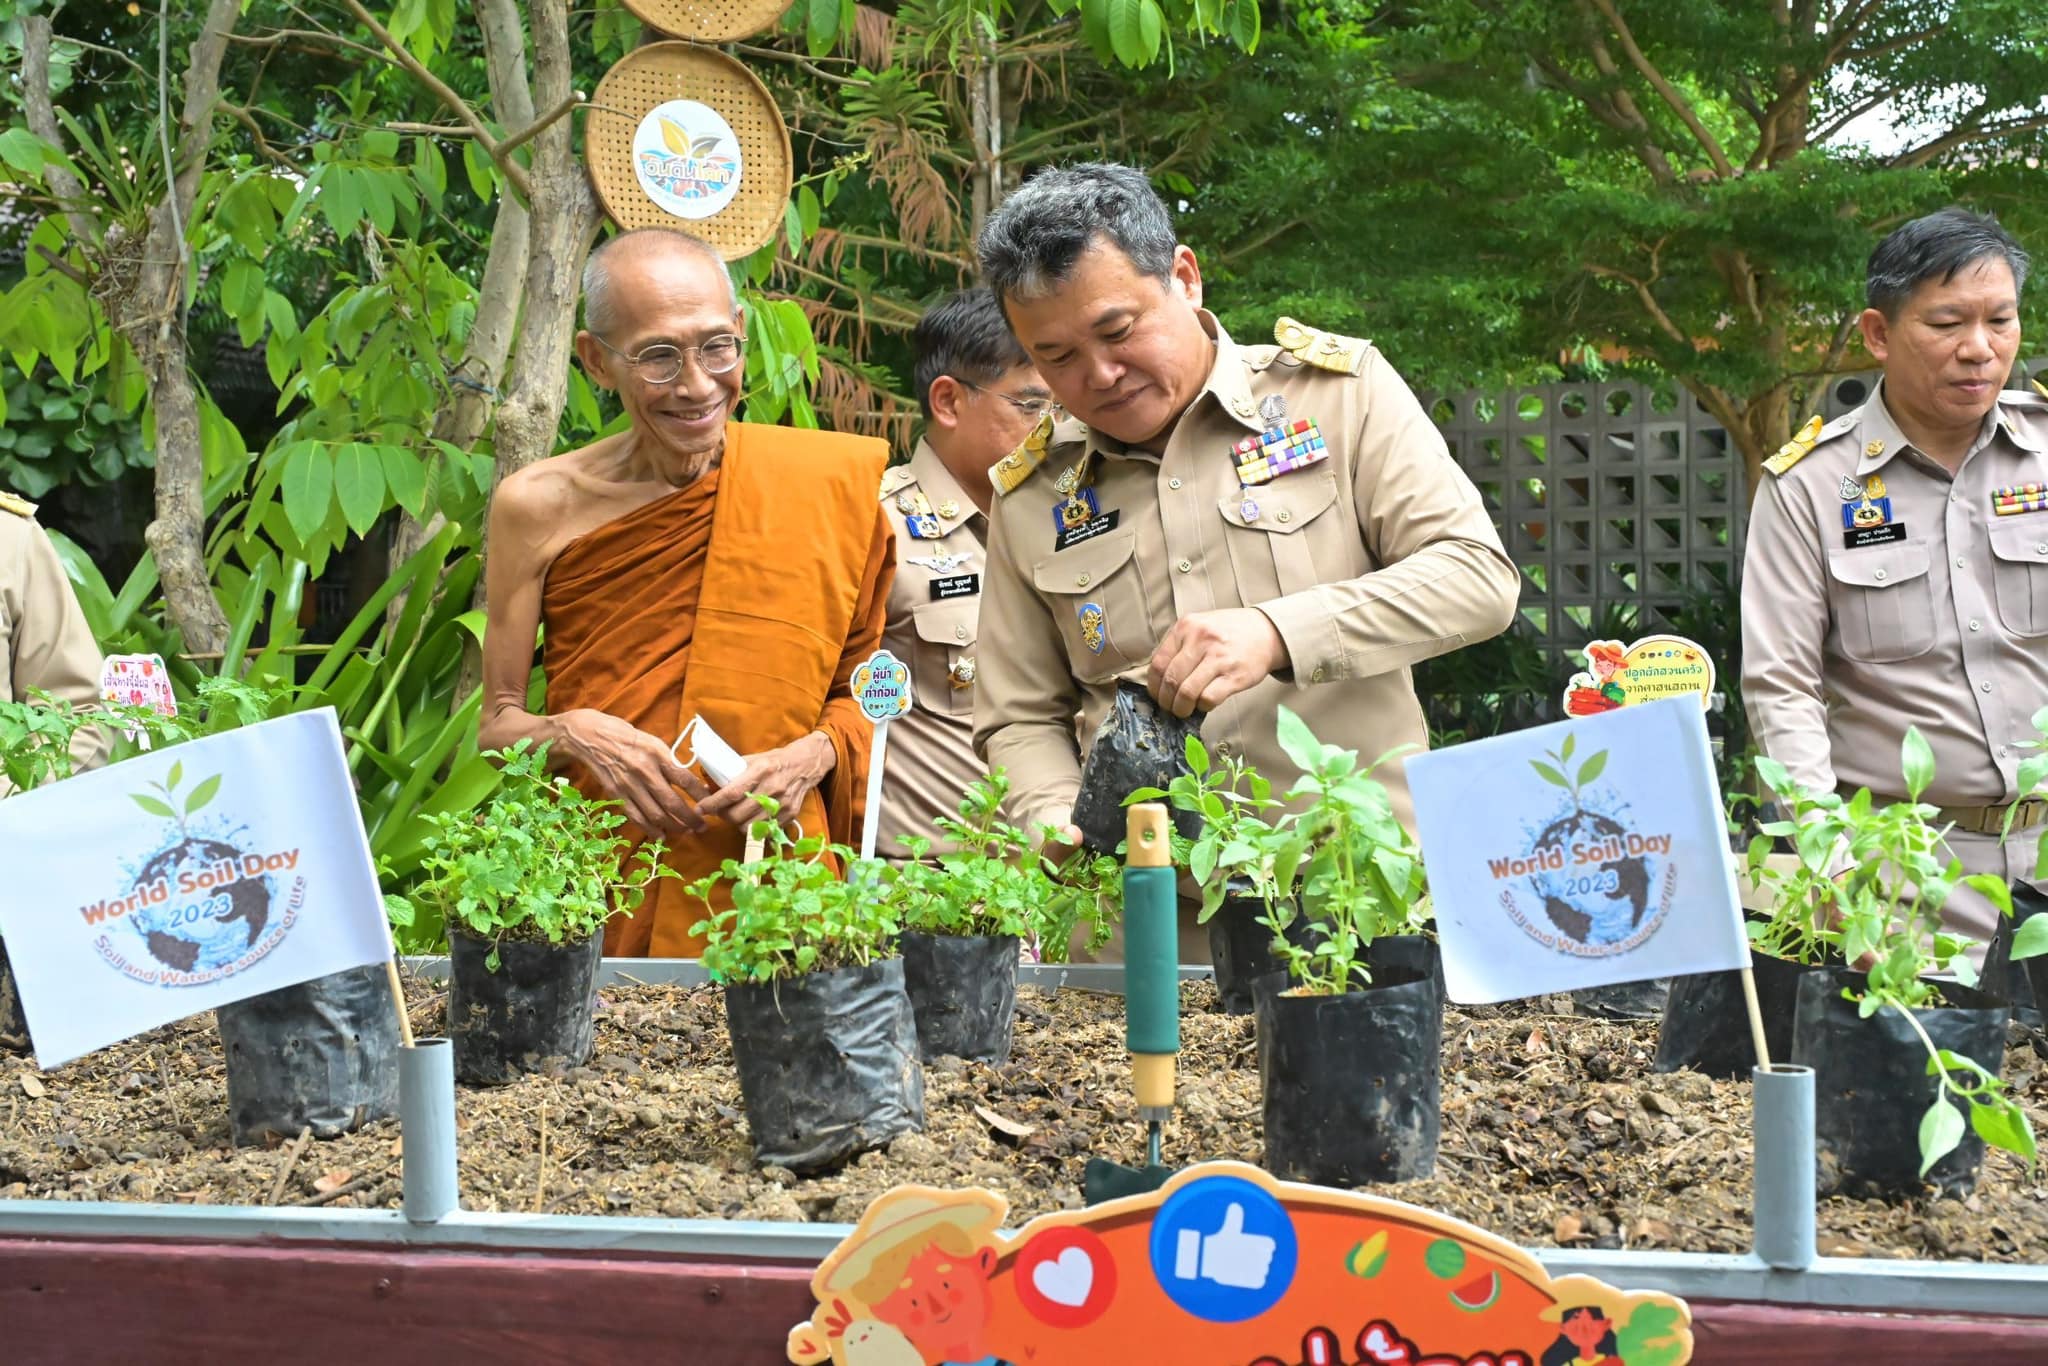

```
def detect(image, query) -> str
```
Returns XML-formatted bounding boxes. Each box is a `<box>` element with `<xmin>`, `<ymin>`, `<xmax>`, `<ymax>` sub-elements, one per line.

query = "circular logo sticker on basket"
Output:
<box><xmin>632</xmin><ymin>99</ymin><xmax>742</xmax><ymax>220</ymax></box>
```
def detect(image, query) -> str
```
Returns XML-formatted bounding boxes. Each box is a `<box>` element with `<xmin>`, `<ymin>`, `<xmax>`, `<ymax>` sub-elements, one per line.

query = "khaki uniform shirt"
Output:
<box><xmin>973</xmin><ymin>314</ymin><xmax>1521</xmax><ymax>834</ymax></box>
<box><xmin>876</xmin><ymin>442</ymin><xmax>991</xmax><ymax>859</ymax></box>
<box><xmin>1742</xmin><ymin>383</ymin><xmax>2048</xmax><ymax>936</ymax></box>
<box><xmin>0</xmin><ymin>491</ymin><xmax>106</xmax><ymax>794</ymax></box>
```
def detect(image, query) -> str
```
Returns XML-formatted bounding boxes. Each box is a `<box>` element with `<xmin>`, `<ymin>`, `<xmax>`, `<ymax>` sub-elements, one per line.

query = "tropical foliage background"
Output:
<box><xmin>0</xmin><ymin>0</ymin><xmax>2042</xmax><ymax>942</ymax></box>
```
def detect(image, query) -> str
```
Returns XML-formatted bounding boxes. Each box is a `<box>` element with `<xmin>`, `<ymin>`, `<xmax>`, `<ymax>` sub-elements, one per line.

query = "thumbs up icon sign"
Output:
<box><xmin>1173</xmin><ymin>1202</ymin><xmax>1277</xmax><ymax>1290</ymax></box>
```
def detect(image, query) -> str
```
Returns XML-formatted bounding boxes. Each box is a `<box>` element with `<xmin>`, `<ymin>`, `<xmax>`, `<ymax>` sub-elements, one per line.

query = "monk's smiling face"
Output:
<box><xmin>577</xmin><ymin>235</ymin><xmax>746</xmax><ymax>482</ymax></box>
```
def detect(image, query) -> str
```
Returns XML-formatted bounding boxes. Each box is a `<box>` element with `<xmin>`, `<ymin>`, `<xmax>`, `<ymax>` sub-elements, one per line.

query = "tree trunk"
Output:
<box><xmin>107</xmin><ymin>0</ymin><xmax>242</xmax><ymax>657</ymax></box>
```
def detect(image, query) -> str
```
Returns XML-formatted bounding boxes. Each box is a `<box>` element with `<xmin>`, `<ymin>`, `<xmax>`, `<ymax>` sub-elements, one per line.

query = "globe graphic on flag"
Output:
<box><xmin>125</xmin><ymin>837</ymin><xmax>272</xmax><ymax>973</ymax></box>
<box><xmin>1526</xmin><ymin>809</ymin><xmax>1658</xmax><ymax>948</ymax></box>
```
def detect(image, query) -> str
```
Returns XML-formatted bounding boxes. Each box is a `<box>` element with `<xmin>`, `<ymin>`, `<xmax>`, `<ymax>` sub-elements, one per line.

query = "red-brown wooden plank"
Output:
<box><xmin>2</xmin><ymin>1238</ymin><xmax>2044</xmax><ymax>1365</ymax></box>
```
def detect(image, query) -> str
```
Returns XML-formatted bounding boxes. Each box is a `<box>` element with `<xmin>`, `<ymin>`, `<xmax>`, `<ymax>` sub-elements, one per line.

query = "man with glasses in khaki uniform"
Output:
<box><xmin>971</xmin><ymin>163</ymin><xmax>1520</xmax><ymax>866</ymax></box>
<box><xmin>1743</xmin><ymin>207</ymin><xmax>2048</xmax><ymax>1001</ymax></box>
<box><xmin>876</xmin><ymin>290</ymin><xmax>1052</xmax><ymax>861</ymax></box>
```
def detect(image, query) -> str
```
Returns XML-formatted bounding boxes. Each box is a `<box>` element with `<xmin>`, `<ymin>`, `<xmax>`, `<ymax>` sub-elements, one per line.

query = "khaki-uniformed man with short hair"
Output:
<box><xmin>972</xmin><ymin>162</ymin><xmax>1521</xmax><ymax>847</ymax></box>
<box><xmin>0</xmin><ymin>488</ymin><xmax>105</xmax><ymax>797</ymax></box>
<box><xmin>877</xmin><ymin>289</ymin><xmax>1053</xmax><ymax>859</ymax></box>
<box><xmin>1742</xmin><ymin>206</ymin><xmax>2048</xmax><ymax>985</ymax></box>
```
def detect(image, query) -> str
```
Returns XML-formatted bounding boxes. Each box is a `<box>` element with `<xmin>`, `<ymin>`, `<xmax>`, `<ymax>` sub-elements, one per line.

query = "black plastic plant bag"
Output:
<box><xmin>724</xmin><ymin>957</ymin><xmax>925</xmax><ymax>1173</ymax></box>
<box><xmin>1070</xmin><ymin>680</ymin><xmax>1205</xmax><ymax>855</ymax></box>
<box><xmin>216</xmin><ymin>963</ymin><xmax>401</xmax><ymax>1146</ymax></box>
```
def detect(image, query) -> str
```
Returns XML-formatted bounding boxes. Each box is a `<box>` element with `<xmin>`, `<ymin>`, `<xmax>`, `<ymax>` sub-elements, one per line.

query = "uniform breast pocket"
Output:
<box><xmin>1987</xmin><ymin>519</ymin><xmax>2048</xmax><ymax>638</ymax></box>
<box><xmin>1217</xmin><ymin>467</ymin><xmax>1346</xmax><ymax>598</ymax></box>
<box><xmin>1826</xmin><ymin>541</ymin><xmax>1936</xmax><ymax>663</ymax></box>
<box><xmin>1031</xmin><ymin>529</ymin><xmax>1153</xmax><ymax>683</ymax></box>
<box><xmin>909</xmin><ymin>598</ymin><xmax>977</xmax><ymax>718</ymax></box>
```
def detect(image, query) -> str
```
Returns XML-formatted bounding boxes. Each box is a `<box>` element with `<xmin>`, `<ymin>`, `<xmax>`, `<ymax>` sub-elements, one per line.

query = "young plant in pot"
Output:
<box><xmin>392</xmin><ymin>739</ymin><xmax>668</xmax><ymax>1086</ymax></box>
<box><xmin>1774</xmin><ymin>728</ymin><xmax>2043</xmax><ymax>1197</ymax></box>
<box><xmin>1251</xmin><ymin>707</ymin><xmax>1437</xmax><ymax>1185</ymax></box>
<box><xmin>1654</xmin><ymin>755</ymin><xmax>1846</xmax><ymax>1080</ymax></box>
<box><xmin>1130</xmin><ymin>735</ymin><xmax>1287</xmax><ymax>1014</ymax></box>
<box><xmin>689</xmin><ymin>806</ymin><xmax>925</xmax><ymax>1173</ymax></box>
<box><xmin>887</xmin><ymin>772</ymin><xmax>1054</xmax><ymax>1063</ymax></box>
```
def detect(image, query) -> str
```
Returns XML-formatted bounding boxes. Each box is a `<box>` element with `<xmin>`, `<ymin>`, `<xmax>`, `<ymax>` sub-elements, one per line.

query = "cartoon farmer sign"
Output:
<box><xmin>788</xmin><ymin>1162</ymin><xmax>1692</xmax><ymax>1366</ymax></box>
<box><xmin>1561</xmin><ymin>636</ymin><xmax>1714</xmax><ymax>718</ymax></box>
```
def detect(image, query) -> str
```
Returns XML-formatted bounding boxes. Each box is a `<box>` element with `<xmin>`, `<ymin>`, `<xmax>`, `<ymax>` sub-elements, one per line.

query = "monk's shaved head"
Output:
<box><xmin>583</xmin><ymin>228</ymin><xmax>738</xmax><ymax>335</ymax></box>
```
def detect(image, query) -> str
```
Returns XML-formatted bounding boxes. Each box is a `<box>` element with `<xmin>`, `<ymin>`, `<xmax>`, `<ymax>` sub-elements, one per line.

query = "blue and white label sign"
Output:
<box><xmin>1148</xmin><ymin>1173</ymin><xmax>1297</xmax><ymax>1323</ymax></box>
<box><xmin>853</xmin><ymin>649</ymin><xmax>913</xmax><ymax>722</ymax></box>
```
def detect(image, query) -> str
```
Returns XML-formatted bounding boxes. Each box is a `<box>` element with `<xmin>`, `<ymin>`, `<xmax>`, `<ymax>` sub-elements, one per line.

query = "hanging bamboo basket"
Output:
<box><xmin>584</xmin><ymin>41</ymin><xmax>792</xmax><ymax>260</ymax></box>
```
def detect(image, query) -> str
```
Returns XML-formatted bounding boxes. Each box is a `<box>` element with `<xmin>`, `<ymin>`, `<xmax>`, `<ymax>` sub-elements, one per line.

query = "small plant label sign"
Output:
<box><xmin>1560</xmin><ymin>633</ymin><xmax>1714</xmax><ymax>718</ymax></box>
<box><xmin>852</xmin><ymin>650</ymin><xmax>912</xmax><ymax>860</ymax></box>
<box><xmin>1406</xmin><ymin>698</ymin><xmax>1748</xmax><ymax>1005</ymax></box>
<box><xmin>786</xmin><ymin>1160</ymin><xmax>1693</xmax><ymax>1364</ymax></box>
<box><xmin>98</xmin><ymin>653</ymin><xmax>178</xmax><ymax>746</ymax></box>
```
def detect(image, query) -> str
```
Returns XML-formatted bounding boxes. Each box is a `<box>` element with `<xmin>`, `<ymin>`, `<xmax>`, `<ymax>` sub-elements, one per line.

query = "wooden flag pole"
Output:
<box><xmin>384</xmin><ymin>957</ymin><xmax>416</xmax><ymax>1049</ymax></box>
<box><xmin>1738</xmin><ymin>963</ymin><xmax>1770</xmax><ymax>1069</ymax></box>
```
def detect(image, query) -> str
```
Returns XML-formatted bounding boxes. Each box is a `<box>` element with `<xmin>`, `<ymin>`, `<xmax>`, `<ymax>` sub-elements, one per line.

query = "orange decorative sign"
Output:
<box><xmin>1561</xmin><ymin>636</ymin><xmax>1713</xmax><ymax>718</ymax></box>
<box><xmin>787</xmin><ymin>1161</ymin><xmax>1693</xmax><ymax>1365</ymax></box>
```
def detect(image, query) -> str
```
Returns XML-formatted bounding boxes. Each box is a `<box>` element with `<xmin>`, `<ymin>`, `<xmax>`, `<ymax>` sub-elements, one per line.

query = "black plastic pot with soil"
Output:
<box><xmin>724</xmin><ymin>957</ymin><xmax>925</xmax><ymax>1173</ymax></box>
<box><xmin>1655</xmin><ymin>947</ymin><xmax>1824</xmax><ymax>1079</ymax></box>
<box><xmin>900</xmin><ymin>930</ymin><xmax>1018</xmax><ymax>1062</ymax></box>
<box><xmin>1255</xmin><ymin>935</ymin><xmax>1443</xmax><ymax>1185</ymax></box>
<box><xmin>0</xmin><ymin>941</ymin><xmax>28</xmax><ymax>1054</ymax></box>
<box><xmin>1791</xmin><ymin>966</ymin><xmax>2011</xmax><ymax>1197</ymax></box>
<box><xmin>1207</xmin><ymin>888</ymin><xmax>1309</xmax><ymax>1016</ymax></box>
<box><xmin>215</xmin><ymin>963</ymin><xmax>402</xmax><ymax>1146</ymax></box>
<box><xmin>447</xmin><ymin>928</ymin><xmax>605</xmax><ymax>1086</ymax></box>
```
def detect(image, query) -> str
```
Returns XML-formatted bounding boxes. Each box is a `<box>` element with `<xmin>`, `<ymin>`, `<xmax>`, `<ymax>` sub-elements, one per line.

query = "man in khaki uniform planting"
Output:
<box><xmin>1742</xmin><ymin>206</ymin><xmax>2048</xmax><ymax>989</ymax></box>
<box><xmin>876</xmin><ymin>289</ymin><xmax>1053</xmax><ymax>860</ymax></box>
<box><xmin>0</xmin><ymin>487</ymin><xmax>105</xmax><ymax>795</ymax></box>
<box><xmin>971</xmin><ymin>162</ymin><xmax>1520</xmax><ymax>859</ymax></box>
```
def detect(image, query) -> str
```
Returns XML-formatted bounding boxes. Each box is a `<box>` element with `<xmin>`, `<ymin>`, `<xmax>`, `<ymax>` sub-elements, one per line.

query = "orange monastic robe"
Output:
<box><xmin>540</xmin><ymin>422</ymin><xmax>893</xmax><ymax>956</ymax></box>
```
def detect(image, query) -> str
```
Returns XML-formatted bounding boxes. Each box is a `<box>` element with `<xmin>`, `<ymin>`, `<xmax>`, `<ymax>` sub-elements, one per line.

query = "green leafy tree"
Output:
<box><xmin>1231</xmin><ymin>0</ymin><xmax>2048</xmax><ymax>492</ymax></box>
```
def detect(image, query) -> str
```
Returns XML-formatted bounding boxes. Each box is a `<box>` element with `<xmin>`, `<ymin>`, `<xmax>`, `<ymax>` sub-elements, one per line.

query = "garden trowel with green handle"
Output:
<box><xmin>1083</xmin><ymin>802</ymin><xmax>1183</xmax><ymax>1204</ymax></box>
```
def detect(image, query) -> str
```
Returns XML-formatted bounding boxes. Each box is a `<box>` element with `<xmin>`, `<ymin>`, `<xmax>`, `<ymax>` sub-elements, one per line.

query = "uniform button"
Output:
<box><xmin>1311</xmin><ymin>666</ymin><xmax>1326</xmax><ymax>682</ymax></box>
<box><xmin>1168</xmin><ymin>477</ymin><xmax>1183</xmax><ymax>489</ymax></box>
<box><xmin>2002</xmin><ymin>745</ymin><xmax>2013</xmax><ymax>757</ymax></box>
<box><xmin>1970</xmin><ymin>619</ymin><xmax>1982</xmax><ymax>631</ymax></box>
<box><xmin>1176</xmin><ymin>559</ymin><xmax>1192</xmax><ymax>574</ymax></box>
<box><xmin>1277</xmin><ymin>510</ymin><xmax>1292</xmax><ymax>524</ymax></box>
<box><xmin>2036</xmin><ymin>543</ymin><xmax>2047</xmax><ymax>555</ymax></box>
<box><xmin>1874</xmin><ymin>569</ymin><xmax>1887</xmax><ymax>581</ymax></box>
<box><xmin>1981</xmin><ymin>681</ymin><xmax>1993</xmax><ymax>694</ymax></box>
<box><xmin>1215</xmin><ymin>742</ymin><xmax>1232</xmax><ymax>757</ymax></box>
<box><xmin>1956</xmin><ymin>557</ymin><xmax>1966</xmax><ymax>568</ymax></box>
<box><xmin>955</xmin><ymin>626</ymin><xmax>968</xmax><ymax>641</ymax></box>
<box><xmin>1076</xmin><ymin>572</ymin><xmax>1091</xmax><ymax>587</ymax></box>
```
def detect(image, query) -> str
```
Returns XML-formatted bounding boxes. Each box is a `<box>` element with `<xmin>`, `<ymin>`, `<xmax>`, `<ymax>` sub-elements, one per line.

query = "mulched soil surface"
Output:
<box><xmin>3</xmin><ymin>977</ymin><xmax>2045</xmax><ymax>1262</ymax></box>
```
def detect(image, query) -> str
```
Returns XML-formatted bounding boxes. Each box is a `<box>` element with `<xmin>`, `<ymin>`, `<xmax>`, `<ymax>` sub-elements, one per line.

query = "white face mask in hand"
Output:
<box><xmin>673</xmin><ymin>715</ymin><xmax>747</xmax><ymax>788</ymax></box>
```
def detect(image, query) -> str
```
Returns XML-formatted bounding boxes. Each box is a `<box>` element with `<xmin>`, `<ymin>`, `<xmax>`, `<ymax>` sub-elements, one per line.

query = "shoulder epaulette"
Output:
<box><xmin>990</xmin><ymin>413</ymin><xmax>1054</xmax><ymax>497</ymax></box>
<box><xmin>2019</xmin><ymin>378</ymin><xmax>2047</xmax><ymax>402</ymax></box>
<box><xmin>1274</xmin><ymin>316</ymin><xmax>1369</xmax><ymax>377</ymax></box>
<box><xmin>0</xmin><ymin>490</ymin><xmax>35</xmax><ymax>518</ymax></box>
<box><xmin>1762</xmin><ymin>414</ymin><xmax>1826</xmax><ymax>476</ymax></box>
<box><xmin>878</xmin><ymin>462</ymin><xmax>917</xmax><ymax>499</ymax></box>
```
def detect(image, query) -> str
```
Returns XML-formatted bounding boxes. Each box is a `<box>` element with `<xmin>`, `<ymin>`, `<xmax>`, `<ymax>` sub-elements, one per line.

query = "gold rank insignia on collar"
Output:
<box><xmin>1273</xmin><ymin>316</ymin><xmax>1369</xmax><ymax>377</ymax></box>
<box><xmin>0</xmin><ymin>490</ymin><xmax>35</xmax><ymax>518</ymax></box>
<box><xmin>1762</xmin><ymin>414</ymin><xmax>1825</xmax><ymax>476</ymax></box>
<box><xmin>991</xmin><ymin>413</ymin><xmax>1055</xmax><ymax>496</ymax></box>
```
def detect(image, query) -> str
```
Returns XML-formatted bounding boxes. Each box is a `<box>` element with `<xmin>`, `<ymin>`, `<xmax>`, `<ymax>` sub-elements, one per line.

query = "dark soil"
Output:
<box><xmin>3</xmin><ymin>977</ymin><xmax>2045</xmax><ymax>1262</ymax></box>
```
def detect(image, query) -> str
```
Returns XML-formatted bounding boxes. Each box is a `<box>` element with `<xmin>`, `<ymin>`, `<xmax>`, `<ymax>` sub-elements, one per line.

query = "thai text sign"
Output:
<box><xmin>0</xmin><ymin>710</ymin><xmax>394</xmax><ymax>1067</ymax></box>
<box><xmin>1407</xmin><ymin>698</ymin><xmax>1746</xmax><ymax>1005</ymax></box>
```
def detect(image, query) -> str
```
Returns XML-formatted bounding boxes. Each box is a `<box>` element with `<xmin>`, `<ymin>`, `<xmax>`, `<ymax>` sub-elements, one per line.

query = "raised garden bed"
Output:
<box><xmin>3</xmin><ymin>972</ymin><xmax>2045</xmax><ymax>1265</ymax></box>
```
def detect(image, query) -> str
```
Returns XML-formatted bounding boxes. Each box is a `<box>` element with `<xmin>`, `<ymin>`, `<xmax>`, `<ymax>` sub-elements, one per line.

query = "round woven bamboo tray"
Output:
<box><xmin>585</xmin><ymin>42</ymin><xmax>792</xmax><ymax>259</ymax></box>
<box><xmin>620</xmin><ymin>0</ymin><xmax>785</xmax><ymax>42</ymax></box>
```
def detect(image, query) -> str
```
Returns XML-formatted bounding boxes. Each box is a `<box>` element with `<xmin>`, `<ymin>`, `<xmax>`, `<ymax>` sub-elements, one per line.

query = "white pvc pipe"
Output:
<box><xmin>400</xmin><ymin>1039</ymin><xmax>459</xmax><ymax>1224</ymax></box>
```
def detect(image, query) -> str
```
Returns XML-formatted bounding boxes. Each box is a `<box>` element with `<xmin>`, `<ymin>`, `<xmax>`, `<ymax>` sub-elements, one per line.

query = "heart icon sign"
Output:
<box><xmin>1015</xmin><ymin>1226</ymin><xmax>1116</xmax><ymax>1329</ymax></box>
<box><xmin>1032</xmin><ymin>1247</ymin><xmax>1093</xmax><ymax>1307</ymax></box>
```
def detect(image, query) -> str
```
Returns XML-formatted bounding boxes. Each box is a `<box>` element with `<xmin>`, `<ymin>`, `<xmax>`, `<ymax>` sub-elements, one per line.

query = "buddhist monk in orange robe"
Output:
<box><xmin>480</xmin><ymin>229</ymin><xmax>893</xmax><ymax>956</ymax></box>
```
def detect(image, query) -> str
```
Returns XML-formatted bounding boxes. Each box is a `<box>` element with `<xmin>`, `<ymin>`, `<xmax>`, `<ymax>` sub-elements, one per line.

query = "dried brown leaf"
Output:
<box><xmin>1523</xmin><ymin>1028</ymin><xmax>1549</xmax><ymax>1056</ymax></box>
<box><xmin>973</xmin><ymin>1104</ymin><xmax>1036</xmax><ymax>1143</ymax></box>
<box><xmin>1553</xmin><ymin>1213</ymin><xmax>1583</xmax><ymax>1242</ymax></box>
<box><xmin>18</xmin><ymin>1073</ymin><xmax>45</xmax><ymax>1099</ymax></box>
<box><xmin>312</xmin><ymin>1168</ymin><xmax>354</xmax><ymax>1194</ymax></box>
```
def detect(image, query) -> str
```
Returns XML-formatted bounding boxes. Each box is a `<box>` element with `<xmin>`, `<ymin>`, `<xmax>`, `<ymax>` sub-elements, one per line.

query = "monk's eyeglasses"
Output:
<box><xmin>592</xmin><ymin>333</ymin><xmax>744</xmax><ymax>384</ymax></box>
<box><xmin>954</xmin><ymin>376</ymin><xmax>1060</xmax><ymax>420</ymax></box>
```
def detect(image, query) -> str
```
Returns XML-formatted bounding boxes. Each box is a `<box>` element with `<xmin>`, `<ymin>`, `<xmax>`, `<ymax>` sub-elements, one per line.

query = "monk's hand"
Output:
<box><xmin>699</xmin><ymin>732</ymin><xmax>837</xmax><ymax>830</ymax></box>
<box><xmin>556</xmin><ymin>709</ymin><xmax>710</xmax><ymax>836</ymax></box>
<box><xmin>1147</xmin><ymin>608</ymin><xmax>1289</xmax><ymax>719</ymax></box>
